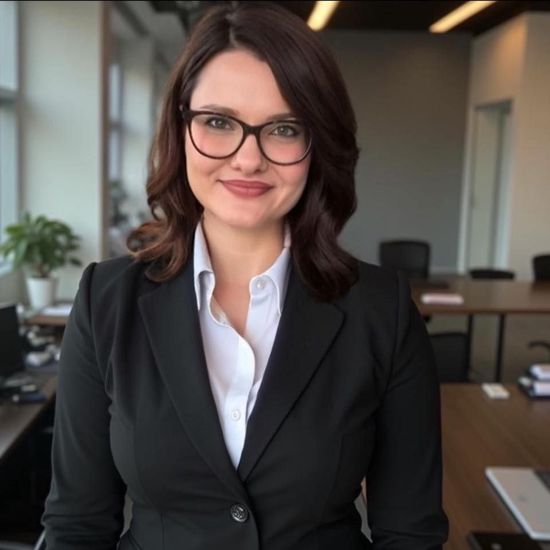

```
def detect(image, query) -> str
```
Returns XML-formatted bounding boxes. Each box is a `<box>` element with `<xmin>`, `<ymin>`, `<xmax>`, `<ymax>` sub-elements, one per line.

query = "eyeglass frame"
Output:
<box><xmin>179</xmin><ymin>107</ymin><xmax>313</xmax><ymax>166</ymax></box>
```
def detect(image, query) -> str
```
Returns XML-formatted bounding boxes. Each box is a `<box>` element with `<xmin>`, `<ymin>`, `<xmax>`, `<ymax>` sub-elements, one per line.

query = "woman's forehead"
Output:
<box><xmin>190</xmin><ymin>49</ymin><xmax>293</xmax><ymax>120</ymax></box>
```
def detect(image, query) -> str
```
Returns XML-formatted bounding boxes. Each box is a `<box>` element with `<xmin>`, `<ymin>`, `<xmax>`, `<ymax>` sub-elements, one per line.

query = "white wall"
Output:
<box><xmin>470</xmin><ymin>15</ymin><xmax>526</xmax><ymax>102</ymax></box>
<box><xmin>508</xmin><ymin>13</ymin><xmax>550</xmax><ymax>279</ymax></box>
<box><xmin>322</xmin><ymin>30</ymin><xmax>470</xmax><ymax>271</ymax></box>
<box><xmin>20</xmin><ymin>0</ymin><xmax>106</xmax><ymax>300</ymax></box>
<box><xmin>460</xmin><ymin>13</ymin><xmax>550</xmax><ymax>279</ymax></box>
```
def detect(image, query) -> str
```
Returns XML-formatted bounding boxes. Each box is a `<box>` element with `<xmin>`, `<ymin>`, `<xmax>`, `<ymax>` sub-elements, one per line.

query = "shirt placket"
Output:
<box><xmin>224</xmin><ymin>335</ymin><xmax>255</xmax><ymax>467</ymax></box>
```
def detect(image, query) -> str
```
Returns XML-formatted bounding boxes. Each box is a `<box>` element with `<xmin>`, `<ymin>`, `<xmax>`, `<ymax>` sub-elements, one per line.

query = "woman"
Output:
<box><xmin>43</xmin><ymin>2</ymin><xmax>448</xmax><ymax>549</ymax></box>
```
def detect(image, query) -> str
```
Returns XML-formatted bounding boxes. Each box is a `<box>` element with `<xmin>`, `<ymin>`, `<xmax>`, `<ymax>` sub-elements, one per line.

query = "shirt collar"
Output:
<box><xmin>193</xmin><ymin>221</ymin><xmax>291</xmax><ymax>314</ymax></box>
<box><xmin>193</xmin><ymin>222</ymin><xmax>214</xmax><ymax>312</ymax></box>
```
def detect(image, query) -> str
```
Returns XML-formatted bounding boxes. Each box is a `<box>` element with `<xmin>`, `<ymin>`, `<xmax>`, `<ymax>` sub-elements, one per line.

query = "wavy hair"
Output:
<box><xmin>128</xmin><ymin>1</ymin><xmax>359</xmax><ymax>301</ymax></box>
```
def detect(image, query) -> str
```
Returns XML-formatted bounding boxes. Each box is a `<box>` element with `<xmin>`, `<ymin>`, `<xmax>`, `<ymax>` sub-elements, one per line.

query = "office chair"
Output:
<box><xmin>378</xmin><ymin>240</ymin><xmax>431</xmax><ymax>280</ymax></box>
<box><xmin>468</xmin><ymin>268</ymin><xmax>515</xmax><ymax>280</ymax></box>
<box><xmin>528</xmin><ymin>341</ymin><xmax>550</xmax><ymax>362</ymax></box>
<box><xmin>0</xmin><ymin>531</ymin><xmax>45</xmax><ymax>550</ymax></box>
<box><xmin>429</xmin><ymin>332</ymin><xmax>470</xmax><ymax>383</ymax></box>
<box><xmin>533</xmin><ymin>254</ymin><xmax>550</xmax><ymax>281</ymax></box>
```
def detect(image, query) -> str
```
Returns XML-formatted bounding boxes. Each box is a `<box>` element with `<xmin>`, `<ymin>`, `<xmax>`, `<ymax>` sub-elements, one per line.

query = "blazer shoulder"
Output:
<box><xmin>81</xmin><ymin>255</ymin><xmax>157</xmax><ymax>308</ymax></box>
<box><xmin>357</xmin><ymin>260</ymin><xmax>398</xmax><ymax>284</ymax></box>
<box><xmin>91</xmin><ymin>254</ymin><xmax>142</xmax><ymax>284</ymax></box>
<box><xmin>353</xmin><ymin>260</ymin><xmax>403</xmax><ymax>302</ymax></box>
<box><xmin>334</xmin><ymin>260</ymin><xmax>413</xmax><ymax>326</ymax></box>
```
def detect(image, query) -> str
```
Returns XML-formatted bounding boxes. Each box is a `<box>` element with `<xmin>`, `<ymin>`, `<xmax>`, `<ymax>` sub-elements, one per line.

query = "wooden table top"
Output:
<box><xmin>441</xmin><ymin>384</ymin><xmax>550</xmax><ymax>550</ymax></box>
<box><xmin>412</xmin><ymin>279</ymin><xmax>550</xmax><ymax>315</ymax></box>
<box><xmin>25</xmin><ymin>312</ymin><xmax>68</xmax><ymax>327</ymax></box>
<box><xmin>0</xmin><ymin>374</ymin><xmax>57</xmax><ymax>465</ymax></box>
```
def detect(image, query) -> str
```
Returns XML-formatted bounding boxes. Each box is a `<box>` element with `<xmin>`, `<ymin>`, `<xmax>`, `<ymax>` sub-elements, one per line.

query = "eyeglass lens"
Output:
<box><xmin>188</xmin><ymin>113</ymin><xmax>310</xmax><ymax>165</ymax></box>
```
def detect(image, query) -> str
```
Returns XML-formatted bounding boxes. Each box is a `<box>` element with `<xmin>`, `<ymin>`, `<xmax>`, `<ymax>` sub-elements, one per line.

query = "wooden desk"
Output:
<box><xmin>0</xmin><ymin>374</ymin><xmax>57</xmax><ymax>466</ymax></box>
<box><xmin>25</xmin><ymin>313</ymin><xmax>68</xmax><ymax>327</ymax></box>
<box><xmin>412</xmin><ymin>280</ymin><xmax>550</xmax><ymax>381</ymax></box>
<box><xmin>441</xmin><ymin>384</ymin><xmax>550</xmax><ymax>550</ymax></box>
<box><xmin>413</xmin><ymin>280</ymin><xmax>550</xmax><ymax>316</ymax></box>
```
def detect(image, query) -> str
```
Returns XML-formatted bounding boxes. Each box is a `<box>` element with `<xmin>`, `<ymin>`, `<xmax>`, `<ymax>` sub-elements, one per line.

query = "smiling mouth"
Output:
<box><xmin>221</xmin><ymin>180</ymin><xmax>273</xmax><ymax>198</ymax></box>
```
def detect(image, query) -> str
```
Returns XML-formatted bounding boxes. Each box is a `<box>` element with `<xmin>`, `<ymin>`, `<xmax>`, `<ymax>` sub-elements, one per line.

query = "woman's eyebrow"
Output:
<box><xmin>198</xmin><ymin>104</ymin><xmax>238</xmax><ymax>116</ymax></box>
<box><xmin>198</xmin><ymin>104</ymin><xmax>298</xmax><ymax>121</ymax></box>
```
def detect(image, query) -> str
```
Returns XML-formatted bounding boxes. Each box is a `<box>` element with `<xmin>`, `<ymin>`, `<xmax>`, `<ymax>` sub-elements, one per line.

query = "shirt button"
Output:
<box><xmin>231</xmin><ymin>408</ymin><xmax>241</xmax><ymax>421</ymax></box>
<box><xmin>255</xmin><ymin>278</ymin><xmax>266</xmax><ymax>291</ymax></box>
<box><xmin>230</xmin><ymin>503</ymin><xmax>249</xmax><ymax>523</ymax></box>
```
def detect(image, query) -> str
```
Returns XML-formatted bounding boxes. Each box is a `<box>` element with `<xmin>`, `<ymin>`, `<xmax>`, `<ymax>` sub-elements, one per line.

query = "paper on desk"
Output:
<box><xmin>41</xmin><ymin>303</ymin><xmax>73</xmax><ymax>316</ymax></box>
<box><xmin>531</xmin><ymin>380</ymin><xmax>550</xmax><ymax>394</ymax></box>
<box><xmin>518</xmin><ymin>376</ymin><xmax>550</xmax><ymax>396</ymax></box>
<box><xmin>529</xmin><ymin>364</ymin><xmax>550</xmax><ymax>380</ymax></box>
<box><xmin>420</xmin><ymin>293</ymin><xmax>464</xmax><ymax>305</ymax></box>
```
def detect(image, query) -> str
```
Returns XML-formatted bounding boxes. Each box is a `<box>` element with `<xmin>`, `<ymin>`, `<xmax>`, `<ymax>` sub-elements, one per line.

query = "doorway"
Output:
<box><xmin>465</xmin><ymin>102</ymin><xmax>512</xmax><ymax>270</ymax></box>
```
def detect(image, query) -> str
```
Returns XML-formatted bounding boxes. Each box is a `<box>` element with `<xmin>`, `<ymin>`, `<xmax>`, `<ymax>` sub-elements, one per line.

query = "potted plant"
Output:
<box><xmin>0</xmin><ymin>212</ymin><xmax>82</xmax><ymax>309</ymax></box>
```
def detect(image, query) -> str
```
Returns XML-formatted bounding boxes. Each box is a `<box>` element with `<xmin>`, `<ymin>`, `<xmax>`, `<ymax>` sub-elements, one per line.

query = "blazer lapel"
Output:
<box><xmin>238</xmin><ymin>268</ymin><xmax>344</xmax><ymax>481</ymax></box>
<box><xmin>138</xmin><ymin>261</ymin><xmax>249</xmax><ymax>503</ymax></box>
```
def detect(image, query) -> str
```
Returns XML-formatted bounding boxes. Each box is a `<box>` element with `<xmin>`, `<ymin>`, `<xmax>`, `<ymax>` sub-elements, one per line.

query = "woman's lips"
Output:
<box><xmin>221</xmin><ymin>180</ymin><xmax>273</xmax><ymax>198</ymax></box>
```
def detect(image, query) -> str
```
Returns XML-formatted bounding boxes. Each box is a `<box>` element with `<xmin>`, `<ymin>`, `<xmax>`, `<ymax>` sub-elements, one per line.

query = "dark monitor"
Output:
<box><xmin>0</xmin><ymin>304</ymin><xmax>25</xmax><ymax>383</ymax></box>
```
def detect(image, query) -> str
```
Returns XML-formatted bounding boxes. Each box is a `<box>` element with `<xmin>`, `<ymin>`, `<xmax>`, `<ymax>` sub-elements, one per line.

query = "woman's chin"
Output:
<box><xmin>206</xmin><ymin>211</ymin><xmax>278</xmax><ymax>234</ymax></box>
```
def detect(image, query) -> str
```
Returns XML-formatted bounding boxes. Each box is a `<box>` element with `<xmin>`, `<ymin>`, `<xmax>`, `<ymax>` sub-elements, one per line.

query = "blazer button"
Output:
<box><xmin>230</xmin><ymin>503</ymin><xmax>249</xmax><ymax>523</ymax></box>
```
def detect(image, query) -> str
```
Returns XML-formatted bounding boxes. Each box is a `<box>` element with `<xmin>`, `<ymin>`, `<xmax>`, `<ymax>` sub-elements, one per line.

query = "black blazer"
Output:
<box><xmin>43</xmin><ymin>255</ymin><xmax>448</xmax><ymax>549</ymax></box>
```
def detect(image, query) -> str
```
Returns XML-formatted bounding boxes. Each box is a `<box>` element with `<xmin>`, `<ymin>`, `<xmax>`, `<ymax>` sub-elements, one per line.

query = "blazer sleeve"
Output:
<box><xmin>43</xmin><ymin>262</ymin><xmax>126</xmax><ymax>549</ymax></box>
<box><xmin>366</xmin><ymin>271</ymin><xmax>449</xmax><ymax>549</ymax></box>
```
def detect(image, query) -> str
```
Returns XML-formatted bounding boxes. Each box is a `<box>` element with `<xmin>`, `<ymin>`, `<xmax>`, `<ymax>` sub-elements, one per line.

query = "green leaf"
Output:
<box><xmin>0</xmin><ymin>212</ymin><xmax>82</xmax><ymax>274</ymax></box>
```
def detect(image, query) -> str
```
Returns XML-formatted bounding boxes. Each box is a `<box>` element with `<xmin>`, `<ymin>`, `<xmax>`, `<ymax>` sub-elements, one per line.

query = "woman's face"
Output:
<box><xmin>185</xmin><ymin>49</ymin><xmax>311</xmax><ymax>235</ymax></box>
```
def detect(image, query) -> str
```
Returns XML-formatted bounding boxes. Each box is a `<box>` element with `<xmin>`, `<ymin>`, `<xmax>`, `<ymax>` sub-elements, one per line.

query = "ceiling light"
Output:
<box><xmin>430</xmin><ymin>1</ymin><xmax>497</xmax><ymax>33</ymax></box>
<box><xmin>307</xmin><ymin>1</ymin><xmax>340</xmax><ymax>31</ymax></box>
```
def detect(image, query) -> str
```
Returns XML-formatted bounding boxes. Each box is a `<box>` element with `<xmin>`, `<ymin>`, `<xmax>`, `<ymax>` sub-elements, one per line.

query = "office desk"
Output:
<box><xmin>25</xmin><ymin>313</ymin><xmax>68</xmax><ymax>328</ymax></box>
<box><xmin>0</xmin><ymin>375</ymin><xmax>57</xmax><ymax>466</ymax></box>
<box><xmin>441</xmin><ymin>384</ymin><xmax>550</xmax><ymax>550</ymax></box>
<box><xmin>412</xmin><ymin>280</ymin><xmax>550</xmax><ymax>381</ymax></box>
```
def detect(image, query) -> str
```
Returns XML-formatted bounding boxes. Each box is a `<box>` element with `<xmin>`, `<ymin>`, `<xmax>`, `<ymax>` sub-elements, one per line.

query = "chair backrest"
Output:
<box><xmin>469</xmin><ymin>268</ymin><xmax>515</xmax><ymax>280</ymax></box>
<box><xmin>429</xmin><ymin>332</ymin><xmax>470</xmax><ymax>383</ymax></box>
<box><xmin>33</xmin><ymin>531</ymin><xmax>45</xmax><ymax>550</ymax></box>
<box><xmin>378</xmin><ymin>240</ymin><xmax>430</xmax><ymax>280</ymax></box>
<box><xmin>0</xmin><ymin>529</ymin><xmax>44</xmax><ymax>550</ymax></box>
<box><xmin>533</xmin><ymin>254</ymin><xmax>550</xmax><ymax>281</ymax></box>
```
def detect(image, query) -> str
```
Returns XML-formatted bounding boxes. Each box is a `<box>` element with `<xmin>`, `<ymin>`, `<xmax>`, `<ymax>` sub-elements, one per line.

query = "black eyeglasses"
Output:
<box><xmin>180</xmin><ymin>108</ymin><xmax>312</xmax><ymax>166</ymax></box>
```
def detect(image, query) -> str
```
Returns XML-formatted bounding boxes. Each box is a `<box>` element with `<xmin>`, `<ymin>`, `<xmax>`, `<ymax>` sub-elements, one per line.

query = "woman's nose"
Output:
<box><xmin>230</xmin><ymin>134</ymin><xmax>267</xmax><ymax>173</ymax></box>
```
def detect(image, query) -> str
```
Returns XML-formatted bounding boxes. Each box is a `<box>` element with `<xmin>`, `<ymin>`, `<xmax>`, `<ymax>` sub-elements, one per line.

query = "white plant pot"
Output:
<box><xmin>26</xmin><ymin>277</ymin><xmax>58</xmax><ymax>310</ymax></box>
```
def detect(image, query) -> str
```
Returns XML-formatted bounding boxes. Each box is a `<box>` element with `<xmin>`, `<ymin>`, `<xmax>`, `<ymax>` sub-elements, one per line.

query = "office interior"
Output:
<box><xmin>1</xmin><ymin>1</ymin><xmax>550</xmax><ymax>383</ymax></box>
<box><xmin>0</xmin><ymin>1</ymin><xmax>550</xmax><ymax>547</ymax></box>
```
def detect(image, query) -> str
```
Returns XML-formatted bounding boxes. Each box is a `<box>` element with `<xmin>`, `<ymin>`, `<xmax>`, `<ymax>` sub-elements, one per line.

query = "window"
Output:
<box><xmin>0</xmin><ymin>1</ymin><xmax>19</xmax><ymax>276</ymax></box>
<box><xmin>108</xmin><ymin>60</ymin><xmax>122</xmax><ymax>183</ymax></box>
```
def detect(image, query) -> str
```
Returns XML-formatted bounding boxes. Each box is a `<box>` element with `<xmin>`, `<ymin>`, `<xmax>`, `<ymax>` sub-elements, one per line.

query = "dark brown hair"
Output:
<box><xmin>128</xmin><ymin>1</ymin><xmax>359</xmax><ymax>301</ymax></box>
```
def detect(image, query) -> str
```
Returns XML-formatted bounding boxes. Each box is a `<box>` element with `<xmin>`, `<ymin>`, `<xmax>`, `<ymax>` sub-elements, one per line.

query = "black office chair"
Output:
<box><xmin>429</xmin><ymin>332</ymin><xmax>470</xmax><ymax>383</ymax></box>
<box><xmin>379</xmin><ymin>240</ymin><xmax>431</xmax><ymax>280</ymax></box>
<box><xmin>468</xmin><ymin>268</ymin><xmax>515</xmax><ymax>280</ymax></box>
<box><xmin>533</xmin><ymin>254</ymin><xmax>550</xmax><ymax>281</ymax></box>
<box><xmin>0</xmin><ymin>531</ymin><xmax>45</xmax><ymax>550</ymax></box>
<box><xmin>528</xmin><ymin>341</ymin><xmax>550</xmax><ymax>362</ymax></box>
<box><xmin>524</xmin><ymin>255</ymin><xmax>550</xmax><ymax>362</ymax></box>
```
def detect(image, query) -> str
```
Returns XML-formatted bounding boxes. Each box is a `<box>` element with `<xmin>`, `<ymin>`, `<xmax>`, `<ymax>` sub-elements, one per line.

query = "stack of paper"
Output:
<box><xmin>518</xmin><ymin>376</ymin><xmax>550</xmax><ymax>398</ymax></box>
<box><xmin>529</xmin><ymin>364</ymin><xmax>550</xmax><ymax>381</ymax></box>
<box><xmin>420</xmin><ymin>293</ymin><xmax>464</xmax><ymax>305</ymax></box>
<box><xmin>41</xmin><ymin>303</ymin><xmax>73</xmax><ymax>316</ymax></box>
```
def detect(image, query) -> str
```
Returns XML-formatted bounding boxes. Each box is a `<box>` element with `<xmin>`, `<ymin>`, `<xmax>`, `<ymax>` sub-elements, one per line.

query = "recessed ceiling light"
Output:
<box><xmin>307</xmin><ymin>1</ymin><xmax>340</xmax><ymax>31</ymax></box>
<box><xmin>430</xmin><ymin>1</ymin><xmax>497</xmax><ymax>33</ymax></box>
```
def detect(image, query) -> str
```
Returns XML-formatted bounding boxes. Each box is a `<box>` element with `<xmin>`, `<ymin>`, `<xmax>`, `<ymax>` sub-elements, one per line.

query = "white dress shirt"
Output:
<box><xmin>193</xmin><ymin>222</ymin><xmax>291</xmax><ymax>468</ymax></box>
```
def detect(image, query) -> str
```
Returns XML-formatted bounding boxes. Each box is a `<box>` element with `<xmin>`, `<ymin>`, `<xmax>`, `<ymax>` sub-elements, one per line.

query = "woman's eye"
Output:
<box><xmin>205</xmin><ymin>116</ymin><xmax>233</xmax><ymax>130</ymax></box>
<box><xmin>271</xmin><ymin>124</ymin><xmax>300</xmax><ymax>137</ymax></box>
